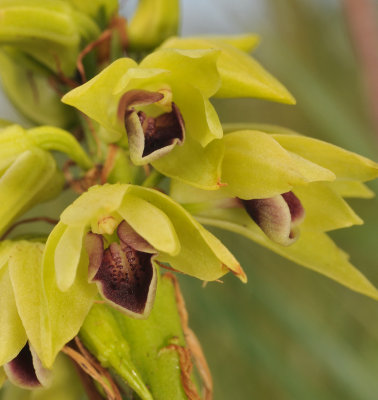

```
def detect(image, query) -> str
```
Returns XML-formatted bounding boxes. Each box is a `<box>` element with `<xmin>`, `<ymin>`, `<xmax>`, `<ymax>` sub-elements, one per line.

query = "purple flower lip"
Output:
<box><xmin>4</xmin><ymin>343</ymin><xmax>51</xmax><ymax>389</ymax></box>
<box><xmin>242</xmin><ymin>191</ymin><xmax>305</xmax><ymax>246</ymax></box>
<box><xmin>85</xmin><ymin>220</ymin><xmax>158</xmax><ymax>318</ymax></box>
<box><xmin>117</xmin><ymin>89</ymin><xmax>185</xmax><ymax>162</ymax></box>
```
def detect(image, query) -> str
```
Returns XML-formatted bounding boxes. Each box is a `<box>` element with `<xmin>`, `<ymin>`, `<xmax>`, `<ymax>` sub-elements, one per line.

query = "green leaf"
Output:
<box><xmin>273</xmin><ymin>134</ymin><xmax>378</xmax><ymax>182</ymax></box>
<box><xmin>80</xmin><ymin>302</ymin><xmax>153</xmax><ymax>400</ymax></box>
<box><xmin>196</xmin><ymin>210</ymin><xmax>378</xmax><ymax>300</ymax></box>
<box><xmin>10</xmin><ymin>241</ymin><xmax>96</xmax><ymax>368</ymax></box>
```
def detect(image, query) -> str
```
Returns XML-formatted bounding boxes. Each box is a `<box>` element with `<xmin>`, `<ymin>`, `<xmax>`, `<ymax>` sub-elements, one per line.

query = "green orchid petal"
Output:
<box><xmin>108</xmin><ymin>273</ymin><xmax>194</xmax><ymax>400</ymax></box>
<box><xmin>0</xmin><ymin>48</ymin><xmax>75</xmax><ymax>127</ymax></box>
<box><xmin>293</xmin><ymin>182</ymin><xmax>363</xmax><ymax>232</ymax></box>
<box><xmin>140</xmin><ymin>48</ymin><xmax>221</xmax><ymax>97</ymax></box>
<box><xmin>10</xmin><ymin>241</ymin><xmax>96</xmax><ymax>369</ymax></box>
<box><xmin>70</xmin><ymin>9</ymin><xmax>100</xmax><ymax>43</ymax></box>
<box><xmin>221</xmin><ymin>130</ymin><xmax>316</xmax><ymax>199</ymax></box>
<box><xmin>118</xmin><ymin>193</ymin><xmax>180</xmax><ymax>255</ymax></box>
<box><xmin>171</xmin><ymin>81</ymin><xmax>223</xmax><ymax>146</ymax></box>
<box><xmin>196</xmin><ymin>210</ymin><xmax>378</xmax><ymax>300</ymax></box>
<box><xmin>288</xmin><ymin>152</ymin><xmax>336</xmax><ymax>182</ymax></box>
<box><xmin>0</xmin><ymin>148</ymin><xmax>56</xmax><ymax>236</ymax></box>
<box><xmin>62</xmin><ymin>58</ymin><xmax>138</xmax><ymax>140</ymax></box>
<box><xmin>126</xmin><ymin>186</ymin><xmax>245</xmax><ymax>281</ymax></box>
<box><xmin>273</xmin><ymin>134</ymin><xmax>378</xmax><ymax>182</ymax></box>
<box><xmin>54</xmin><ymin>223</ymin><xmax>87</xmax><ymax>292</ymax></box>
<box><xmin>0</xmin><ymin>0</ymin><xmax>81</xmax><ymax>75</ymax></box>
<box><xmin>28</xmin><ymin>126</ymin><xmax>93</xmax><ymax>170</ymax></box>
<box><xmin>0</xmin><ymin>249</ymin><xmax>26</xmax><ymax>366</ymax></box>
<box><xmin>331</xmin><ymin>180</ymin><xmax>375</xmax><ymax>199</ymax></box>
<box><xmin>152</xmin><ymin>134</ymin><xmax>224</xmax><ymax>190</ymax></box>
<box><xmin>161</xmin><ymin>36</ymin><xmax>295</xmax><ymax>104</ymax></box>
<box><xmin>60</xmin><ymin>183</ymin><xmax>128</xmax><ymax>226</ymax></box>
<box><xmin>128</xmin><ymin>0</ymin><xmax>179</xmax><ymax>51</ymax></box>
<box><xmin>80</xmin><ymin>303</ymin><xmax>153</xmax><ymax>400</ymax></box>
<box><xmin>161</xmin><ymin>34</ymin><xmax>260</xmax><ymax>54</ymax></box>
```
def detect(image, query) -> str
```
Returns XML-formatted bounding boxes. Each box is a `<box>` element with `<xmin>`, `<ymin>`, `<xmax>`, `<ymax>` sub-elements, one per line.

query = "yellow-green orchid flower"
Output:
<box><xmin>170</xmin><ymin>129</ymin><xmax>378</xmax><ymax>300</ymax></box>
<box><xmin>62</xmin><ymin>38</ymin><xmax>294</xmax><ymax>189</ymax></box>
<box><xmin>43</xmin><ymin>183</ymin><xmax>245</xmax><ymax>320</ymax></box>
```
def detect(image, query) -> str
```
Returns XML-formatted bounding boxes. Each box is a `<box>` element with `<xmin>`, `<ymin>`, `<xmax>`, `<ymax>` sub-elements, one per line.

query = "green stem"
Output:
<box><xmin>141</xmin><ymin>169</ymin><xmax>164</xmax><ymax>188</ymax></box>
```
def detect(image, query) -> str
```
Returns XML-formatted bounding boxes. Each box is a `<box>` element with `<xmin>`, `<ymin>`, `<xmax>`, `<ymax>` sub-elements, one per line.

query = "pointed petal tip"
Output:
<box><xmin>230</xmin><ymin>263</ymin><xmax>247</xmax><ymax>283</ymax></box>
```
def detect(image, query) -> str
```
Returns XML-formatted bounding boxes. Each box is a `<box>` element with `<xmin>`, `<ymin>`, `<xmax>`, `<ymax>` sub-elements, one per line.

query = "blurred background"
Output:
<box><xmin>176</xmin><ymin>0</ymin><xmax>378</xmax><ymax>399</ymax></box>
<box><xmin>1</xmin><ymin>0</ymin><xmax>378</xmax><ymax>399</ymax></box>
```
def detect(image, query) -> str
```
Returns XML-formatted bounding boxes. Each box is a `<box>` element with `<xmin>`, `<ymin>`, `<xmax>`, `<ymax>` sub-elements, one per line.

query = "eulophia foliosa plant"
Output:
<box><xmin>0</xmin><ymin>0</ymin><xmax>378</xmax><ymax>399</ymax></box>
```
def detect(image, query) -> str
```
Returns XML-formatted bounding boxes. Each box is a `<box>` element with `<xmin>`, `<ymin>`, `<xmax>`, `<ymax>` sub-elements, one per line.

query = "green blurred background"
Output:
<box><xmin>178</xmin><ymin>0</ymin><xmax>378</xmax><ymax>399</ymax></box>
<box><xmin>1</xmin><ymin>0</ymin><xmax>378</xmax><ymax>399</ymax></box>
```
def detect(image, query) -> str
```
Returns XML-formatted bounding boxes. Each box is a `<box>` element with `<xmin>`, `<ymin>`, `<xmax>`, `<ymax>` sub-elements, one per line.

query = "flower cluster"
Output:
<box><xmin>0</xmin><ymin>0</ymin><xmax>377</xmax><ymax>397</ymax></box>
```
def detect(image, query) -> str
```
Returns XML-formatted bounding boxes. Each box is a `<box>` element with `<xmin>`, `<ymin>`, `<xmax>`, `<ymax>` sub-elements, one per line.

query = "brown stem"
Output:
<box><xmin>0</xmin><ymin>217</ymin><xmax>59</xmax><ymax>240</ymax></box>
<box><xmin>343</xmin><ymin>0</ymin><xmax>378</xmax><ymax>142</ymax></box>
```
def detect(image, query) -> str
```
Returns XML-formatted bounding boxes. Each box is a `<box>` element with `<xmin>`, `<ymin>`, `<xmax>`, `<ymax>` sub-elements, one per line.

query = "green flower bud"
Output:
<box><xmin>0</xmin><ymin>48</ymin><xmax>75</xmax><ymax>127</ymax></box>
<box><xmin>0</xmin><ymin>0</ymin><xmax>101</xmax><ymax>75</ymax></box>
<box><xmin>128</xmin><ymin>0</ymin><xmax>180</xmax><ymax>51</ymax></box>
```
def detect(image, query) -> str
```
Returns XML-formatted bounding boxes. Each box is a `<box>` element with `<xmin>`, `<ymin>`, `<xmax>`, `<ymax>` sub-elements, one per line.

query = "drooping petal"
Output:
<box><xmin>12</xmin><ymin>241</ymin><xmax>96</xmax><ymax>368</ymax></box>
<box><xmin>331</xmin><ymin>180</ymin><xmax>375</xmax><ymax>199</ymax></box>
<box><xmin>0</xmin><ymin>256</ymin><xmax>27</xmax><ymax>366</ymax></box>
<box><xmin>4</xmin><ymin>344</ymin><xmax>51</xmax><ymax>389</ymax></box>
<box><xmin>273</xmin><ymin>134</ymin><xmax>378</xmax><ymax>182</ymax></box>
<box><xmin>92</xmin><ymin>243</ymin><xmax>157</xmax><ymax>319</ymax></box>
<box><xmin>293</xmin><ymin>182</ymin><xmax>363</xmax><ymax>232</ymax></box>
<box><xmin>242</xmin><ymin>191</ymin><xmax>305</xmax><ymax>246</ymax></box>
<box><xmin>195</xmin><ymin>209</ymin><xmax>378</xmax><ymax>300</ymax></box>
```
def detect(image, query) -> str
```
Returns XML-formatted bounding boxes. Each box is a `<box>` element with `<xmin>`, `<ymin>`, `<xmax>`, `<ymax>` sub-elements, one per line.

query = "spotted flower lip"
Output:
<box><xmin>118</xmin><ymin>89</ymin><xmax>185</xmax><ymax>165</ymax></box>
<box><xmin>85</xmin><ymin>221</ymin><xmax>158</xmax><ymax>319</ymax></box>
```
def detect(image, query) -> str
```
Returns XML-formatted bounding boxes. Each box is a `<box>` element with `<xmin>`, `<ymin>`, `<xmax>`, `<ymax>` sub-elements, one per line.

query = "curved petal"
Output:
<box><xmin>273</xmin><ymin>134</ymin><xmax>378</xmax><ymax>182</ymax></box>
<box><xmin>196</xmin><ymin>209</ymin><xmax>378</xmax><ymax>300</ymax></box>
